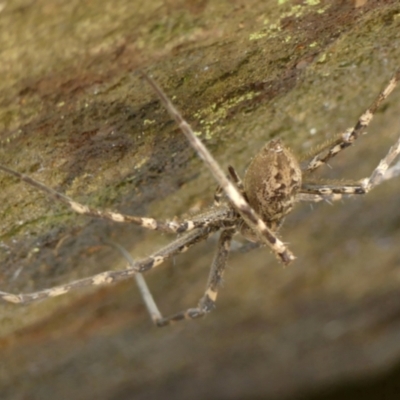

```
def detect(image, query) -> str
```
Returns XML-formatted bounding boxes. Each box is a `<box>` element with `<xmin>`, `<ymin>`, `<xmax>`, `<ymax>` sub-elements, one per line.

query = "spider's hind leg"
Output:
<box><xmin>302</xmin><ymin>68</ymin><xmax>400</xmax><ymax>173</ymax></box>
<box><xmin>299</xmin><ymin>132</ymin><xmax>400</xmax><ymax>201</ymax></box>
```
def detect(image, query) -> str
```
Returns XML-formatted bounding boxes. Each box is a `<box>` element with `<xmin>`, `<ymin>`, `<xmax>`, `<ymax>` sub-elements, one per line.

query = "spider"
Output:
<box><xmin>0</xmin><ymin>69</ymin><xmax>400</xmax><ymax>327</ymax></box>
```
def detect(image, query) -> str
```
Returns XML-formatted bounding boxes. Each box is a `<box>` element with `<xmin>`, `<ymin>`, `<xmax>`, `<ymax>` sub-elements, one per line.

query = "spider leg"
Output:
<box><xmin>115</xmin><ymin>227</ymin><xmax>234</xmax><ymax>326</ymax></box>
<box><xmin>295</xmin><ymin>193</ymin><xmax>341</xmax><ymax>203</ymax></box>
<box><xmin>299</xmin><ymin>131</ymin><xmax>400</xmax><ymax>201</ymax></box>
<box><xmin>141</xmin><ymin>72</ymin><xmax>295</xmax><ymax>265</ymax></box>
<box><xmin>105</xmin><ymin>241</ymin><xmax>164</xmax><ymax>322</ymax></box>
<box><xmin>302</xmin><ymin>68</ymin><xmax>400</xmax><ymax>173</ymax></box>
<box><xmin>0</xmin><ymin>165</ymin><xmax>230</xmax><ymax>234</ymax></box>
<box><xmin>0</xmin><ymin>226</ymin><xmax>216</xmax><ymax>305</ymax></box>
<box><xmin>213</xmin><ymin>185</ymin><xmax>224</xmax><ymax>206</ymax></box>
<box><xmin>384</xmin><ymin>158</ymin><xmax>400</xmax><ymax>182</ymax></box>
<box><xmin>214</xmin><ymin>166</ymin><xmax>244</xmax><ymax>206</ymax></box>
<box><xmin>228</xmin><ymin>165</ymin><xmax>245</xmax><ymax>191</ymax></box>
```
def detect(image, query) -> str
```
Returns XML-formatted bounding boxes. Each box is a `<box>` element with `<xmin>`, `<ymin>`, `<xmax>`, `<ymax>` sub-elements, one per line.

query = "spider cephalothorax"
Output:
<box><xmin>0</xmin><ymin>68</ymin><xmax>399</xmax><ymax>327</ymax></box>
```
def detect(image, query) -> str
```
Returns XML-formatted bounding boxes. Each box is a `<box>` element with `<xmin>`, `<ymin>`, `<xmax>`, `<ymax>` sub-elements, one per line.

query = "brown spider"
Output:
<box><xmin>0</xmin><ymin>69</ymin><xmax>400</xmax><ymax>327</ymax></box>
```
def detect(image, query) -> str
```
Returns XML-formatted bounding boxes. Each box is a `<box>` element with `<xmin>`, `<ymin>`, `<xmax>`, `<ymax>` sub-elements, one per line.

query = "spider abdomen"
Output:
<box><xmin>243</xmin><ymin>139</ymin><xmax>302</xmax><ymax>231</ymax></box>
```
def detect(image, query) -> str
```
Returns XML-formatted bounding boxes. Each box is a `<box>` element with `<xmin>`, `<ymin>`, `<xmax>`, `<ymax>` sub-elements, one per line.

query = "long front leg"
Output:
<box><xmin>141</xmin><ymin>72</ymin><xmax>294</xmax><ymax>265</ymax></box>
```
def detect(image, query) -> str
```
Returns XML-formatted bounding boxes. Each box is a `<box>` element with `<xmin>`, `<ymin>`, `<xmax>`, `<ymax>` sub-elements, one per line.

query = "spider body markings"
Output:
<box><xmin>0</xmin><ymin>69</ymin><xmax>399</xmax><ymax>326</ymax></box>
<box><xmin>240</xmin><ymin>139</ymin><xmax>302</xmax><ymax>240</ymax></box>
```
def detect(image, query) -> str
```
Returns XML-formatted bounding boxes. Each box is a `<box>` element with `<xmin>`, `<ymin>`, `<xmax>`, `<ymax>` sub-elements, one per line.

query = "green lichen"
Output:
<box><xmin>193</xmin><ymin>90</ymin><xmax>260</xmax><ymax>140</ymax></box>
<box><xmin>305</xmin><ymin>0</ymin><xmax>320</xmax><ymax>5</ymax></box>
<box><xmin>250</xmin><ymin>0</ymin><xmax>328</xmax><ymax>42</ymax></box>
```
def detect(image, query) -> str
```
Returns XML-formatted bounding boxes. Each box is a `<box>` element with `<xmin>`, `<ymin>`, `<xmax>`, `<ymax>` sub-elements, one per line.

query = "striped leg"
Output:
<box><xmin>299</xmin><ymin>132</ymin><xmax>400</xmax><ymax>202</ymax></box>
<box><xmin>116</xmin><ymin>228</ymin><xmax>234</xmax><ymax>326</ymax></box>
<box><xmin>302</xmin><ymin>69</ymin><xmax>400</xmax><ymax>173</ymax></box>
<box><xmin>0</xmin><ymin>164</ymin><xmax>230</xmax><ymax>234</ymax></box>
<box><xmin>142</xmin><ymin>72</ymin><xmax>295</xmax><ymax>265</ymax></box>
<box><xmin>0</xmin><ymin>227</ymin><xmax>216</xmax><ymax>305</ymax></box>
<box><xmin>295</xmin><ymin>192</ymin><xmax>343</xmax><ymax>203</ymax></box>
